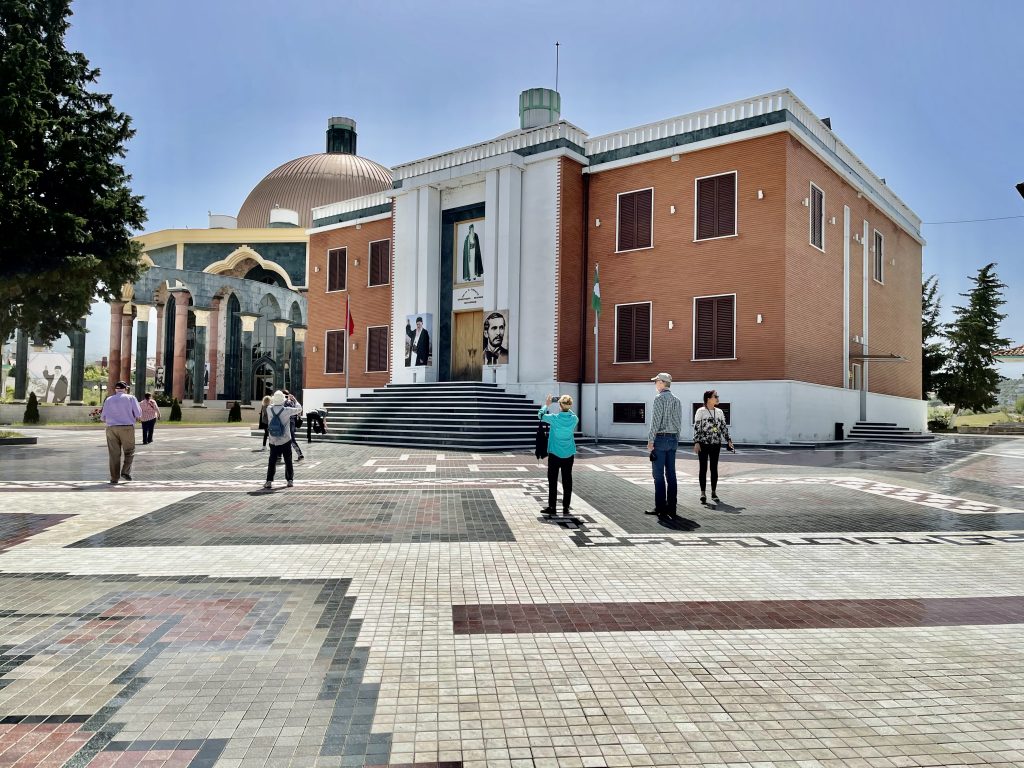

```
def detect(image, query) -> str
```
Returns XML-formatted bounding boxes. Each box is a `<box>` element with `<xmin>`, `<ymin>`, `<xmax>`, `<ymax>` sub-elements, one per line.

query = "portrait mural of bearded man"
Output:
<box><xmin>483</xmin><ymin>310</ymin><xmax>509</xmax><ymax>365</ymax></box>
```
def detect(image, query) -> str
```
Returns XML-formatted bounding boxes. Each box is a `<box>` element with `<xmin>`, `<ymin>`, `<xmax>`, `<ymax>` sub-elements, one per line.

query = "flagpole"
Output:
<box><xmin>345</xmin><ymin>297</ymin><xmax>350</xmax><ymax>402</ymax></box>
<box><xmin>593</xmin><ymin>263</ymin><xmax>600</xmax><ymax>445</ymax></box>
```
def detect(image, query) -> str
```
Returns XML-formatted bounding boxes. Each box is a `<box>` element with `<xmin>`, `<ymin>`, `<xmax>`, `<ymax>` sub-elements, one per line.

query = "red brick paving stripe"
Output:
<box><xmin>451</xmin><ymin>596</ymin><xmax>1024</xmax><ymax>634</ymax></box>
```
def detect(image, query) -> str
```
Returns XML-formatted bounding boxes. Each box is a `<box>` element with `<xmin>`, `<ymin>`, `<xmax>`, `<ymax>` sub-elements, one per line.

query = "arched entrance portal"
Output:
<box><xmin>252</xmin><ymin>356</ymin><xmax>277</xmax><ymax>402</ymax></box>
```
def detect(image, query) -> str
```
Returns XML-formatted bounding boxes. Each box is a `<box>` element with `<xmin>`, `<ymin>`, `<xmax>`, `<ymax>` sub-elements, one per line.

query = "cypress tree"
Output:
<box><xmin>936</xmin><ymin>263</ymin><xmax>1010</xmax><ymax>418</ymax></box>
<box><xmin>921</xmin><ymin>275</ymin><xmax>947</xmax><ymax>399</ymax></box>
<box><xmin>23</xmin><ymin>391</ymin><xmax>39</xmax><ymax>424</ymax></box>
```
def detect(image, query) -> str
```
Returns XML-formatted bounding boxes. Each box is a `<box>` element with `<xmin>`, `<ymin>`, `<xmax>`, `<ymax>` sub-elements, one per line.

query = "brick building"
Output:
<box><xmin>304</xmin><ymin>89</ymin><xmax>925</xmax><ymax>443</ymax></box>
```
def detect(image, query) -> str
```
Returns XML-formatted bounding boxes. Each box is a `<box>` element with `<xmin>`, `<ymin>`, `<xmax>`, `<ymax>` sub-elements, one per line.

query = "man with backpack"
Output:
<box><xmin>263</xmin><ymin>390</ymin><xmax>303</xmax><ymax>489</ymax></box>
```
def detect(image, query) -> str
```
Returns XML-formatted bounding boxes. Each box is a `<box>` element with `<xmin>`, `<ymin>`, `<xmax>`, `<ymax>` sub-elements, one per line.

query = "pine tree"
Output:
<box><xmin>228</xmin><ymin>401</ymin><xmax>242</xmax><ymax>423</ymax></box>
<box><xmin>921</xmin><ymin>275</ymin><xmax>947</xmax><ymax>399</ymax></box>
<box><xmin>935</xmin><ymin>263</ymin><xmax>1010</xmax><ymax>416</ymax></box>
<box><xmin>0</xmin><ymin>0</ymin><xmax>147</xmax><ymax>344</ymax></box>
<box><xmin>169</xmin><ymin>398</ymin><xmax>182</xmax><ymax>422</ymax></box>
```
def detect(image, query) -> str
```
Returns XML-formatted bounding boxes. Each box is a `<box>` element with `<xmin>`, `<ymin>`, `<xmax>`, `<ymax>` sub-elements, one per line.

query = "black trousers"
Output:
<box><xmin>267</xmin><ymin>442</ymin><xmax>293</xmax><ymax>482</ymax></box>
<box><xmin>289</xmin><ymin>423</ymin><xmax>304</xmax><ymax>457</ymax></box>
<box><xmin>697</xmin><ymin>443</ymin><xmax>722</xmax><ymax>494</ymax></box>
<box><xmin>261</xmin><ymin>424</ymin><xmax>269</xmax><ymax>448</ymax></box>
<box><xmin>547</xmin><ymin>454</ymin><xmax>574</xmax><ymax>511</ymax></box>
<box><xmin>141</xmin><ymin>419</ymin><xmax>155</xmax><ymax>444</ymax></box>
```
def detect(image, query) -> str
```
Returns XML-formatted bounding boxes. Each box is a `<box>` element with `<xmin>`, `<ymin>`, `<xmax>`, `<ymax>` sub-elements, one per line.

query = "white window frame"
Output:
<box><xmin>323</xmin><ymin>328</ymin><xmax>347</xmax><ymax>374</ymax></box>
<box><xmin>873</xmin><ymin>229</ymin><xmax>885</xmax><ymax>284</ymax></box>
<box><xmin>367</xmin><ymin>239</ymin><xmax>391</xmax><ymax>288</ymax></box>
<box><xmin>693</xmin><ymin>170</ymin><xmax>739</xmax><ymax>242</ymax></box>
<box><xmin>613</xmin><ymin>300</ymin><xmax>653</xmax><ymax>365</ymax></box>
<box><xmin>326</xmin><ymin>247</ymin><xmax>347</xmax><ymax>293</ymax></box>
<box><xmin>691</xmin><ymin>292</ymin><xmax>738</xmax><ymax>362</ymax></box>
<box><xmin>614</xmin><ymin>187</ymin><xmax>655</xmax><ymax>254</ymax></box>
<box><xmin>365</xmin><ymin>325</ymin><xmax>389</xmax><ymax>372</ymax></box>
<box><xmin>809</xmin><ymin>182</ymin><xmax>825</xmax><ymax>252</ymax></box>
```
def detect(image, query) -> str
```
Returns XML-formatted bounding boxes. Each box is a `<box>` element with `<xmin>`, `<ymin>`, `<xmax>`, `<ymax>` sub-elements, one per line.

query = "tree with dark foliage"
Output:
<box><xmin>0</xmin><ymin>0</ymin><xmax>147</xmax><ymax>344</ymax></box>
<box><xmin>921</xmin><ymin>275</ymin><xmax>947</xmax><ymax>399</ymax></box>
<box><xmin>935</xmin><ymin>263</ymin><xmax>1010</xmax><ymax>417</ymax></box>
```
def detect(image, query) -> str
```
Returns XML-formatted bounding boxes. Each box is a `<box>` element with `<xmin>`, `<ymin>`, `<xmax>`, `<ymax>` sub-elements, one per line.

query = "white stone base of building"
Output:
<box><xmin>567</xmin><ymin>379</ymin><xmax>926</xmax><ymax>444</ymax></box>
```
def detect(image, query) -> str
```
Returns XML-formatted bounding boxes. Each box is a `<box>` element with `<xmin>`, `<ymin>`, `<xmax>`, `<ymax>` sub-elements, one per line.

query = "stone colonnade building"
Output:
<box><xmin>111</xmin><ymin>118</ymin><xmax>391</xmax><ymax>406</ymax></box>
<box><xmin>303</xmin><ymin>89</ymin><xmax>926</xmax><ymax>443</ymax></box>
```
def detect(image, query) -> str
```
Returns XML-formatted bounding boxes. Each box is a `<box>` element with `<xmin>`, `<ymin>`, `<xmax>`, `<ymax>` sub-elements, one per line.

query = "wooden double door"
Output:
<box><xmin>451</xmin><ymin>310</ymin><xmax>483</xmax><ymax>381</ymax></box>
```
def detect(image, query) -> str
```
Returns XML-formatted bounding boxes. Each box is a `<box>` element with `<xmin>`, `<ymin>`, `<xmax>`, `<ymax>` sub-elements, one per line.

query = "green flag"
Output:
<box><xmin>592</xmin><ymin>264</ymin><xmax>601</xmax><ymax>315</ymax></box>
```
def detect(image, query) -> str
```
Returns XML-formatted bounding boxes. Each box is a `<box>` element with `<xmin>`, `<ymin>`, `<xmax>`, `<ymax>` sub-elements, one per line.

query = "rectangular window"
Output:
<box><xmin>614</xmin><ymin>302</ymin><xmax>652</xmax><ymax>363</ymax></box>
<box><xmin>366</xmin><ymin>326</ymin><xmax>388</xmax><ymax>372</ymax></box>
<box><xmin>694</xmin><ymin>294</ymin><xmax>735</xmax><ymax>360</ymax></box>
<box><xmin>695</xmin><ymin>172</ymin><xmax>737</xmax><ymax>240</ymax></box>
<box><xmin>616</xmin><ymin>188</ymin><xmax>653</xmax><ymax>252</ymax></box>
<box><xmin>369</xmin><ymin>239</ymin><xmax>390</xmax><ymax>287</ymax></box>
<box><xmin>873</xmin><ymin>230</ymin><xmax>884</xmax><ymax>283</ymax></box>
<box><xmin>325</xmin><ymin>330</ymin><xmax>346</xmax><ymax>373</ymax></box>
<box><xmin>612</xmin><ymin>403</ymin><xmax>646</xmax><ymax>424</ymax></box>
<box><xmin>327</xmin><ymin>247</ymin><xmax>346</xmax><ymax>292</ymax></box>
<box><xmin>810</xmin><ymin>184</ymin><xmax>824</xmax><ymax>250</ymax></box>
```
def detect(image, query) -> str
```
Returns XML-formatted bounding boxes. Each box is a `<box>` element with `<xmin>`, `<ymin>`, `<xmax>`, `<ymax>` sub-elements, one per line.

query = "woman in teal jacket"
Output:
<box><xmin>539</xmin><ymin>393</ymin><xmax>578</xmax><ymax>515</ymax></box>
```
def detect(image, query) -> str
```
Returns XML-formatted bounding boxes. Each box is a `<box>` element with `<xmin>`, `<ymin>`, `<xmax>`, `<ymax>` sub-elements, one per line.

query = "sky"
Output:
<box><xmin>53</xmin><ymin>0</ymin><xmax>1023</xmax><ymax>372</ymax></box>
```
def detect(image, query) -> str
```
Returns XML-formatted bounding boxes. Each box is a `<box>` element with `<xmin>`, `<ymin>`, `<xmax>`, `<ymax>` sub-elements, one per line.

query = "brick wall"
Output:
<box><xmin>305</xmin><ymin>216</ymin><xmax>394</xmax><ymax>391</ymax></box>
<box><xmin>556</xmin><ymin>157</ymin><xmax>586</xmax><ymax>382</ymax></box>
<box><xmin>785</xmin><ymin>137</ymin><xmax>922</xmax><ymax>398</ymax></box>
<box><xmin>583</xmin><ymin>133</ymin><xmax>789</xmax><ymax>385</ymax></box>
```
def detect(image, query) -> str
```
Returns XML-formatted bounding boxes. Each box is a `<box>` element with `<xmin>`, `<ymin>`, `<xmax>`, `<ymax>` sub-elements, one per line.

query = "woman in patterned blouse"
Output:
<box><xmin>693</xmin><ymin>389</ymin><xmax>733</xmax><ymax>505</ymax></box>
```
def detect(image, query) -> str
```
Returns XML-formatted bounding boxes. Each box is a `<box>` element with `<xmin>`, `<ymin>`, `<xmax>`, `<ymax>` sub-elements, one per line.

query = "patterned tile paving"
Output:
<box><xmin>0</xmin><ymin>429</ymin><xmax>1022</xmax><ymax>767</ymax></box>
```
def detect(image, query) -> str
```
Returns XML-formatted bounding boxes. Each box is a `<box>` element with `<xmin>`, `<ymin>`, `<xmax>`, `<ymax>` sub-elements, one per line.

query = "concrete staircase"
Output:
<box><xmin>314</xmin><ymin>382</ymin><xmax>545</xmax><ymax>450</ymax></box>
<box><xmin>846</xmin><ymin>421</ymin><xmax>935</xmax><ymax>443</ymax></box>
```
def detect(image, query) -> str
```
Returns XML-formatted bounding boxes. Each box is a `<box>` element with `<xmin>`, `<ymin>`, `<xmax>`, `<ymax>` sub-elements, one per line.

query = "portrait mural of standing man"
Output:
<box><xmin>405</xmin><ymin>313</ymin><xmax>432</xmax><ymax>367</ymax></box>
<box><xmin>456</xmin><ymin>218</ymin><xmax>484</xmax><ymax>284</ymax></box>
<box><xmin>483</xmin><ymin>310</ymin><xmax>509</xmax><ymax>365</ymax></box>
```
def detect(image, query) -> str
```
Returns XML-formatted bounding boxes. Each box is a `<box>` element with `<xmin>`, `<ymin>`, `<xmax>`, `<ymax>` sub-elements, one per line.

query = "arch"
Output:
<box><xmin>204</xmin><ymin>246</ymin><xmax>297</xmax><ymax>290</ymax></box>
<box><xmin>289</xmin><ymin>301</ymin><xmax>303</xmax><ymax>324</ymax></box>
<box><xmin>224</xmin><ymin>293</ymin><xmax>242</xmax><ymax>400</ymax></box>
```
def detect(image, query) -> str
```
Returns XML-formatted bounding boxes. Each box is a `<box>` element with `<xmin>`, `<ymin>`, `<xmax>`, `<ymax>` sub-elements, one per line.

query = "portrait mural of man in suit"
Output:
<box><xmin>456</xmin><ymin>218</ymin><xmax>484</xmax><ymax>284</ymax></box>
<box><xmin>405</xmin><ymin>314</ymin><xmax>432</xmax><ymax>367</ymax></box>
<box><xmin>483</xmin><ymin>310</ymin><xmax>509</xmax><ymax>365</ymax></box>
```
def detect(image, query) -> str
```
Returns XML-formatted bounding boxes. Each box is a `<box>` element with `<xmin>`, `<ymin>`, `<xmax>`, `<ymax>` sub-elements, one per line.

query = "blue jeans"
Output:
<box><xmin>652</xmin><ymin>434</ymin><xmax>678</xmax><ymax>512</ymax></box>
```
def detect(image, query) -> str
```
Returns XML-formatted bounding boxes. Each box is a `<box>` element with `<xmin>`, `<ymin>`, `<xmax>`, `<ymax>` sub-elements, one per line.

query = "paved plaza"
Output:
<box><xmin>1</xmin><ymin>428</ymin><xmax>1023</xmax><ymax>768</ymax></box>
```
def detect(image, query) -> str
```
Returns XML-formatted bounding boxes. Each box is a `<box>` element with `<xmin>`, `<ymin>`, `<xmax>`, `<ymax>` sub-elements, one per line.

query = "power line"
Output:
<box><xmin>923</xmin><ymin>214</ymin><xmax>1024</xmax><ymax>225</ymax></box>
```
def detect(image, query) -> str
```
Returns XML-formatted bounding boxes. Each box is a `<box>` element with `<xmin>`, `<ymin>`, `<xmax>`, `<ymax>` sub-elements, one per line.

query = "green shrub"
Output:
<box><xmin>1016</xmin><ymin>396</ymin><xmax>1024</xmax><ymax>416</ymax></box>
<box><xmin>228</xmin><ymin>401</ymin><xmax>242</xmax><ymax>423</ymax></box>
<box><xmin>23</xmin><ymin>392</ymin><xmax>40</xmax><ymax>424</ymax></box>
<box><xmin>169</xmin><ymin>398</ymin><xmax>182</xmax><ymax>422</ymax></box>
<box><xmin>927</xmin><ymin>414</ymin><xmax>951</xmax><ymax>432</ymax></box>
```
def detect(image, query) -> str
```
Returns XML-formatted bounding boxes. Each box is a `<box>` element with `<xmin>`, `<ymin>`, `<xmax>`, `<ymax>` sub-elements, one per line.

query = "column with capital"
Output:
<box><xmin>120</xmin><ymin>306</ymin><xmax>134</xmax><ymax>388</ymax></box>
<box><xmin>154</xmin><ymin>303</ymin><xmax>165</xmax><ymax>372</ymax></box>
<box><xmin>239</xmin><ymin>313</ymin><xmax>259</xmax><ymax>405</ymax></box>
<box><xmin>134</xmin><ymin>304</ymin><xmax>152</xmax><ymax>399</ymax></box>
<box><xmin>108</xmin><ymin>300</ymin><xmax>124</xmax><ymax>392</ymax></box>
<box><xmin>69</xmin><ymin>317</ymin><xmax>87</xmax><ymax>404</ymax></box>
<box><xmin>291</xmin><ymin>326</ymin><xmax>306</xmax><ymax>405</ymax></box>
<box><xmin>207</xmin><ymin>300</ymin><xmax>221</xmax><ymax>400</ymax></box>
<box><xmin>172</xmin><ymin>296</ymin><xmax>189</xmax><ymax>403</ymax></box>
<box><xmin>190</xmin><ymin>308</ymin><xmax>210</xmax><ymax>406</ymax></box>
<box><xmin>14</xmin><ymin>328</ymin><xmax>29</xmax><ymax>402</ymax></box>
<box><xmin>272</xmin><ymin>320</ymin><xmax>290</xmax><ymax>391</ymax></box>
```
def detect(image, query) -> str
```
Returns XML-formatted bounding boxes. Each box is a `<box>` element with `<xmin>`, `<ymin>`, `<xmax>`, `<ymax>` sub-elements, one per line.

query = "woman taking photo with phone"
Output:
<box><xmin>693</xmin><ymin>389</ymin><xmax>733</xmax><ymax>505</ymax></box>
<box><xmin>538</xmin><ymin>393</ymin><xmax>578</xmax><ymax>515</ymax></box>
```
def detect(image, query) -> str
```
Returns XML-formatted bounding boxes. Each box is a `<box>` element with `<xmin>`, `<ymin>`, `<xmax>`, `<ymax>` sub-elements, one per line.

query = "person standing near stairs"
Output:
<box><xmin>538</xmin><ymin>394</ymin><xmax>578</xmax><ymax>515</ymax></box>
<box><xmin>263</xmin><ymin>391</ymin><xmax>303</xmax><ymax>490</ymax></box>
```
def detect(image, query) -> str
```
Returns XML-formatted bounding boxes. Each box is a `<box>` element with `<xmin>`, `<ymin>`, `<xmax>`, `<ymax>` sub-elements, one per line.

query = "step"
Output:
<box><xmin>853</xmin><ymin>421</ymin><xmax>899</xmax><ymax>427</ymax></box>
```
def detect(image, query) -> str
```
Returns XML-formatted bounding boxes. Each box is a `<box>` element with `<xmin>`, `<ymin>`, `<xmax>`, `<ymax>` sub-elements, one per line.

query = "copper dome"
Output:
<box><xmin>236</xmin><ymin>153</ymin><xmax>392</xmax><ymax>229</ymax></box>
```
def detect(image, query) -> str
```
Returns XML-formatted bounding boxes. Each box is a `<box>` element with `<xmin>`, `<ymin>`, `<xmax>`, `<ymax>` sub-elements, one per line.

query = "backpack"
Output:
<box><xmin>268</xmin><ymin>407</ymin><xmax>286</xmax><ymax>438</ymax></box>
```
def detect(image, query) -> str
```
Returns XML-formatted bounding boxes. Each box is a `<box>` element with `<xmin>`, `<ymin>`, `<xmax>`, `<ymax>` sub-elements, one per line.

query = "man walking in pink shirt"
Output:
<box><xmin>100</xmin><ymin>381</ymin><xmax>142</xmax><ymax>484</ymax></box>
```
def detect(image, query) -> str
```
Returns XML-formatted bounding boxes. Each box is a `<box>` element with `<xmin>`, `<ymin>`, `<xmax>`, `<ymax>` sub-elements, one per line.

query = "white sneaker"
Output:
<box><xmin>286</xmin><ymin>481</ymin><xmax>294</xmax><ymax>487</ymax></box>
<box><xmin>263</xmin><ymin>481</ymin><xmax>272</xmax><ymax>489</ymax></box>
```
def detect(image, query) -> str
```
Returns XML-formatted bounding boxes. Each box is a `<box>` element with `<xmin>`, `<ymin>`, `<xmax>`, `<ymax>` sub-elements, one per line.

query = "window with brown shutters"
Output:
<box><xmin>695</xmin><ymin>172</ymin><xmax>737</xmax><ymax>240</ymax></box>
<box><xmin>616</xmin><ymin>189</ymin><xmax>653</xmax><ymax>251</ymax></box>
<box><xmin>369</xmin><ymin>240</ymin><xmax>390</xmax><ymax>287</ymax></box>
<box><xmin>327</xmin><ymin>248</ymin><xmax>346</xmax><ymax>292</ymax></box>
<box><xmin>873</xmin><ymin>230</ymin><xmax>884</xmax><ymax>283</ymax></box>
<box><xmin>366</xmin><ymin>326</ymin><xmax>388</xmax><ymax>372</ymax></box>
<box><xmin>694</xmin><ymin>295</ymin><xmax>735</xmax><ymax>360</ymax></box>
<box><xmin>810</xmin><ymin>184</ymin><xmax>824</xmax><ymax>250</ymax></box>
<box><xmin>325</xmin><ymin>330</ymin><xmax>346</xmax><ymax>373</ymax></box>
<box><xmin>614</xmin><ymin>302</ymin><xmax>652</xmax><ymax>363</ymax></box>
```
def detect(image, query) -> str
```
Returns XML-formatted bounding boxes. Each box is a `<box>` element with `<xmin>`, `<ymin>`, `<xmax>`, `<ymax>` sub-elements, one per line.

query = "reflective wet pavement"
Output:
<box><xmin>1</xmin><ymin>428</ymin><xmax>1022</xmax><ymax>767</ymax></box>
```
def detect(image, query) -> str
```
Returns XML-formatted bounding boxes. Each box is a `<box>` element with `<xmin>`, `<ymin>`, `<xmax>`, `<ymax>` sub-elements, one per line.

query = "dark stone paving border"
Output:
<box><xmin>453</xmin><ymin>596</ymin><xmax>1024</xmax><ymax>635</ymax></box>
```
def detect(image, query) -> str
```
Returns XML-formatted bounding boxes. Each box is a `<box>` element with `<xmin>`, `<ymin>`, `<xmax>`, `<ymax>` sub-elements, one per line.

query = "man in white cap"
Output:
<box><xmin>100</xmin><ymin>380</ymin><xmax>141</xmax><ymax>484</ymax></box>
<box><xmin>647</xmin><ymin>372</ymin><xmax>682</xmax><ymax>516</ymax></box>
